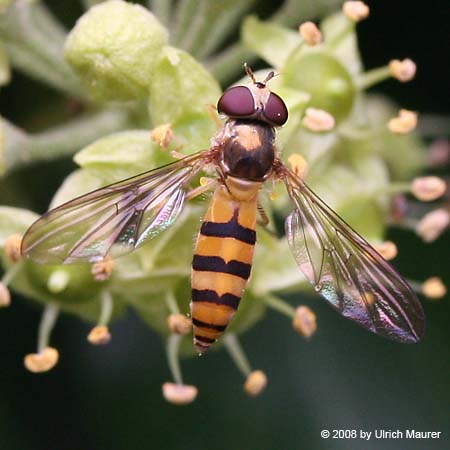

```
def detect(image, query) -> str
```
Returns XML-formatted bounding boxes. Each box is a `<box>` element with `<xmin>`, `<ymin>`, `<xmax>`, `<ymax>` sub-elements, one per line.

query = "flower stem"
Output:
<box><xmin>166</xmin><ymin>334</ymin><xmax>183</xmax><ymax>385</ymax></box>
<box><xmin>98</xmin><ymin>290</ymin><xmax>113</xmax><ymax>327</ymax></box>
<box><xmin>37</xmin><ymin>302</ymin><xmax>59</xmax><ymax>353</ymax></box>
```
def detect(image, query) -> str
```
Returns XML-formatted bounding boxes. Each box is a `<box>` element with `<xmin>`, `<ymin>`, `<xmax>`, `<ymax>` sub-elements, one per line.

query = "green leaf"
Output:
<box><xmin>148</xmin><ymin>46</ymin><xmax>221</xmax><ymax>150</ymax></box>
<box><xmin>242</xmin><ymin>15</ymin><xmax>302</xmax><ymax>68</ymax></box>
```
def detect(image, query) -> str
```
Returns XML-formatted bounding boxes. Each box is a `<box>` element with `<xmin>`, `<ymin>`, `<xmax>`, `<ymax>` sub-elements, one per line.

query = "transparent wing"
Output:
<box><xmin>22</xmin><ymin>151</ymin><xmax>210</xmax><ymax>264</ymax></box>
<box><xmin>282</xmin><ymin>169</ymin><xmax>425</xmax><ymax>343</ymax></box>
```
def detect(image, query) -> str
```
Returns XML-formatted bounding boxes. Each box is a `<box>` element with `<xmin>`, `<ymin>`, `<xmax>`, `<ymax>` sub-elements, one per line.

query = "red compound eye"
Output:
<box><xmin>217</xmin><ymin>86</ymin><xmax>255</xmax><ymax>117</ymax></box>
<box><xmin>263</xmin><ymin>92</ymin><xmax>288</xmax><ymax>126</ymax></box>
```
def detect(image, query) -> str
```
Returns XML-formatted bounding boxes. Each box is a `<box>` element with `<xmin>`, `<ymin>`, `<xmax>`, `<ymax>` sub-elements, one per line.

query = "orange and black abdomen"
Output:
<box><xmin>191</xmin><ymin>183</ymin><xmax>258</xmax><ymax>353</ymax></box>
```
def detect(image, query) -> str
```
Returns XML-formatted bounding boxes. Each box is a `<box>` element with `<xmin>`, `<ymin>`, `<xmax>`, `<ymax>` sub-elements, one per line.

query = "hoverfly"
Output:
<box><xmin>21</xmin><ymin>65</ymin><xmax>425</xmax><ymax>352</ymax></box>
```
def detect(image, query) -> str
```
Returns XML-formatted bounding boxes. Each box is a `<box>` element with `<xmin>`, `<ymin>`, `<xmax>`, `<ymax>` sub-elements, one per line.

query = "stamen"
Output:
<box><xmin>0</xmin><ymin>282</ymin><xmax>11</xmax><ymax>307</ymax></box>
<box><xmin>4</xmin><ymin>234</ymin><xmax>23</xmax><ymax>263</ymax></box>
<box><xmin>91</xmin><ymin>256</ymin><xmax>115</xmax><ymax>281</ymax></box>
<box><xmin>263</xmin><ymin>295</ymin><xmax>295</xmax><ymax>318</ymax></box>
<box><xmin>388</xmin><ymin>109</ymin><xmax>418</xmax><ymax>134</ymax></box>
<box><xmin>389</xmin><ymin>59</ymin><xmax>417</xmax><ymax>82</ymax></box>
<box><xmin>411</xmin><ymin>176</ymin><xmax>447</xmax><ymax>202</ymax></box>
<box><xmin>427</xmin><ymin>139</ymin><xmax>450</xmax><ymax>168</ymax></box>
<box><xmin>288</xmin><ymin>154</ymin><xmax>308</xmax><ymax>179</ymax></box>
<box><xmin>292</xmin><ymin>306</ymin><xmax>317</xmax><ymax>338</ymax></box>
<box><xmin>343</xmin><ymin>1</ymin><xmax>370</xmax><ymax>22</ymax></box>
<box><xmin>373</xmin><ymin>241</ymin><xmax>398</xmax><ymax>260</ymax></box>
<box><xmin>223</xmin><ymin>333</ymin><xmax>252</xmax><ymax>377</ymax></box>
<box><xmin>166</xmin><ymin>333</ymin><xmax>184</xmax><ymax>385</ymax></box>
<box><xmin>24</xmin><ymin>303</ymin><xmax>60</xmax><ymax>373</ymax></box>
<box><xmin>167</xmin><ymin>314</ymin><xmax>192</xmax><ymax>335</ymax></box>
<box><xmin>151</xmin><ymin>123</ymin><xmax>173</xmax><ymax>149</ymax></box>
<box><xmin>88</xmin><ymin>290</ymin><xmax>113</xmax><ymax>345</ymax></box>
<box><xmin>299</xmin><ymin>22</ymin><xmax>322</xmax><ymax>46</ymax></box>
<box><xmin>415</xmin><ymin>208</ymin><xmax>450</xmax><ymax>242</ymax></box>
<box><xmin>162</xmin><ymin>382</ymin><xmax>198</xmax><ymax>405</ymax></box>
<box><xmin>244</xmin><ymin>370</ymin><xmax>268</xmax><ymax>397</ymax></box>
<box><xmin>302</xmin><ymin>108</ymin><xmax>335</xmax><ymax>132</ymax></box>
<box><xmin>421</xmin><ymin>277</ymin><xmax>447</xmax><ymax>300</ymax></box>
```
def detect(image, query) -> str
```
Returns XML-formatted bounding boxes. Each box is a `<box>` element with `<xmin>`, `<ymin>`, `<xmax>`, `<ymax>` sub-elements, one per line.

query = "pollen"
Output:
<box><xmin>91</xmin><ymin>256</ymin><xmax>115</xmax><ymax>281</ymax></box>
<box><xmin>292</xmin><ymin>305</ymin><xmax>317</xmax><ymax>338</ymax></box>
<box><xmin>151</xmin><ymin>123</ymin><xmax>173</xmax><ymax>149</ymax></box>
<box><xmin>244</xmin><ymin>370</ymin><xmax>267</xmax><ymax>397</ymax></box>
<box><xmin>24</xmin><ymin>347</ymin><xmax>59</xmax><ymax>373</ymax></box>
<box><xmin>373</xmin><ymin>241</ymin><xmax>398</xmax><ymax>260</ymax></box>
<box><xmin>299</xmin><ymin>21</ymin><xmax>322</xmax><ymax>46</ymax></box>
<box><xmin>422</xmin><ymin>277</ymin><xmax>447</xmax><ymax>300</ymax></box>
<box><xmin>302</xmin><ymin>108</ymin><xmax>335</xmax><ymax>132</ymax></box>
<box><xmin>415</xmin><ymin>208</ymin><xmax>450</xmax><ymax>242</ymax></box>
<box><xmin>167</xmin><ymin>314</ymin><xmax>192</xmax><ymax>335</ymax></box>
<box><xmin>0</xmin><ymin>282</ymin><xmax>11</xmax><ymax>307</ymax></box>
<box><xmin>343</xmin><ymin>1</ymin><xmax>370</xmax><ymax>22</ymax></box>
<box><xmin>388</xmin><ymin>109</ymin><xmax>418</xmax><ymax>134</ymax></box>
<box><xmin>162</xmin><ymin>382</ymin><xmax>198</xmax><ymax>405</ymax></box>
<box><xmin>389</xmin><ymin>59</ymin><xmax>417</xmax><ymax>82</ymax></box>
<box><xmin>4</xmin><ymin>234</ymin><xmax>23</xmax><ymax>263</ymax></box>
<box><xmin>411</xmin><ymin>176</ymin><xmax>447</xmax><ymax>202</ymax></box>
<box><xmin>87</xmin><ymin>325</ymin><xmax>111</xmax><ymax>345</ymax></box>
<box><xmin>288</xmin><ymin>153</ymin><xmax>308</xmax><ymax>179</ymax></box>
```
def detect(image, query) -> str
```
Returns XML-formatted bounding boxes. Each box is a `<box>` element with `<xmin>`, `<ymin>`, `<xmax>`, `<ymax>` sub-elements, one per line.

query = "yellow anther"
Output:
<box><xmin>422</xmin><ymin>277</ymin><xmax>447</xmax><ymax>300</ymax></box>
<box><xmin>415</xmin><ymin>208</ymin><xmax>450</xmax><ymax>242</ymax></box>
<box><xmin>302</xmin><ymin>108</ymin><xmax>335</xmax><ymax>132</ymax></box>
<box><xmin>411</xmin><ymin>176</ymin><xmax>447</xmax><ymax>202</ymax></box>
<box><xmin>24</xmin><ymin>347</ymin><xmax>59</xmax><ymax>373</ymax></box>
<box><xmin>87</xmin><ymin>325</ymin><xmax>111</xmax><ymax>345</ymax></box>
<box><xmin>162</xmin><ymin>382</ymin><xmax>198</xmax><ymax>405</ymax></box>
<box><xmin>244</xmin><ymin>370</ymin><xmax>268</xmax><ymax>397</ymax></box>
<box><xmin>388</xmin><ymin>109</ymin><xmax>418</xmax><ymax>134</ymax></box>
<box><xmin>389</xmin><ymin>59</ymin><xmax>416</xmax><ymax>82</ymax></box>
<box><xmin>4</xmin><ymin>234</ymin><xmax>23</xmax><ymax>263</ymax></box>
<box><xmin>299</xmin><ymin>21</ymin><xmax>322</xmax><ymax>46</ymax></box>
<box><xmin>151</xmin><ymin>123</ymin><xmax>173</xmax><ymax>149</ymax></box>
<box><xmin>199</xmin><ymin>176</ymin><xmax>213</xmax><ymax>187</ymax></box>
<box><xmin>91</xmin><ymin>256</ymin><xmax>115</xmax><ymax>281</ymax></box>
<box><xmin>373</xmin><ymin>241</ymin><xmax>398</xmax><ymax>261</ymax></box>
<box><xmin>167</xmin><ymin>314</ymin><xmax>192</xmax><ymax>335</ymax></box>
<box><xmin>288</xmin><ymin>153</ymin><xmax>308</xmax><ymax>179</ymax></box>
<box><xmin>0</xmin><ymin>282</ymin><xmax>11</xmax><ymax>307</ymax></box>
<box><xmin>292</xmin><ymin>305</ymin><xmax>317</xmax><ymax>338</ymax></box>
<box><xmin>343</xmin><ymin>1</ymin><xmax>370</xmax><ymax>22</ymax></box>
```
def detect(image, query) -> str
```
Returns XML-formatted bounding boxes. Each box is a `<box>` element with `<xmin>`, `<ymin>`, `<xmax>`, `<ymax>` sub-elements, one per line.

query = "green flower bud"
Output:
<box><xmin>64</xmin><ymin>0</ymin><xmax>168</xmax><ymax>101</ymax></box>
<box><xmin>282</xmin><ymin>50</ymin><xmax>355</xmax><ymax>122</ymax></box>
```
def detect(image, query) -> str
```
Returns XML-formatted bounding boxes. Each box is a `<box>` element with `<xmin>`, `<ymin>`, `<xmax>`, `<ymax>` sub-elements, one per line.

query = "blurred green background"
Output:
<box><xmin>0</xmin><ymin>1</ymin><xmax>449</xmax><ymax>449</ymax></box>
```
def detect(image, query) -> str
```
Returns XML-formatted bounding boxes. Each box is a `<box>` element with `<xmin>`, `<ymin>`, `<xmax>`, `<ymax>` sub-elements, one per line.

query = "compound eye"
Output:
<box><xmin>263</xmin><ymin>92</ymin><xmax>288</xmax><ymax>126</ymax></box>
<box><xmin>217</xmin><ymin>86</ymin><xmax>255</xmax><ymax>117</ymax></box>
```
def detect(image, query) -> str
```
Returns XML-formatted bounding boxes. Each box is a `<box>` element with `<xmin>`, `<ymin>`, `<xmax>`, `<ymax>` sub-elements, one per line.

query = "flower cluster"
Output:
<box><xmin>0</xmin><ymin>1</ymin><xmax>447</xmax><ymax>405</ymax></box>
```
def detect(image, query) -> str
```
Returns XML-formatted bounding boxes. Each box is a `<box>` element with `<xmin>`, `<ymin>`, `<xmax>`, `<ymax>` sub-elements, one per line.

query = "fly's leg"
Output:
<box><xmin>186</xmin><ymin>177</ymin><xmax>216</xmax><ymax>201</ymax></box>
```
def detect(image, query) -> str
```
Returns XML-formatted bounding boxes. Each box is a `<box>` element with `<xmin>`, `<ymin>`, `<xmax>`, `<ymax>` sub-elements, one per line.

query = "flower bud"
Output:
<box><xmin>24</xmin><ymin>347</ymin><xmax>59</xmax><ymax>373</ymax></box>
<box><xmin>244</xmin><ymin>370</ymin><xmax>267</xmax><ymax>397</ymax></box>
<box><xmin>65</xmin><ymin>0</ymin><xmax>168</xmax><ymax>101</ymax></box>
<box><xmin>389</xmin><ymin>59</ymin><xmax>416</xmax><ymax>82</ymax></box>
<box><xmin>415</xmin><ymin>208</ymin><xmax>450</xmax><ymax>242</ymax></box>
<box><xmin>87</xmin><ymin>325</ymin><xmax>111</xmax><ymax>345</ymax></box>
<box><xmin>4</xmin><ymin>233</ymin><xmax>22</xmax><ymax>263</ymax></box>
<box><xmin>162</xmin><ymin>382</ymin><xmax>198</xmax><ymax>405</ymax></box>
<box><xmin>388</xmin><ymin>109</ymin><xmax>417</xmax><ymax>134</ymax></box>
<box><xmin>302</xmin><ymin>108</ymin><xmax>335</xmax><ymax>132</ymax></box>
<box><xmin>91</xmin><ymin>256</ymin><xmax>115</xmax><ymax>281</ymax></box>
<box><xmin>373</xmin><ymin>241</ymin><xmax>398</xmax><ymax>261</ymax></box>
<box><xmin>422</xmin><ymin>277</ymin><xmax>447</xmax><ymax>299</ymax></box>
<box><xmin>299</xmin><ymin>22</ymin><xmax>322</xmax><ymax>46</ymax></box>
<box><xmin>343</xmin><ymin>1</ymin><xmax>370</xmax><ymax>22</ymax></box>
<box><xmin>167</xmin><ymin>314</ymin><xmax>192</xmax><ymax>335</ymax></box>
<box><xmin>288</xmin><ymin>153</ymin><xmax>308</xmax><ymax>179</ymax></box>
<box><xmin>0</xmin><ymin>282</ymin><xmax>11</xmax><ymax>307</ymax></box>
<box><xmin>411</xmin><ymin>176</ymin><xmax>447</xmax><ymax>202</ymax></box>
<box><xmin>292</xmin><ymin>306</ymin><xmax>317</xmax><ymax>338</ymax></box>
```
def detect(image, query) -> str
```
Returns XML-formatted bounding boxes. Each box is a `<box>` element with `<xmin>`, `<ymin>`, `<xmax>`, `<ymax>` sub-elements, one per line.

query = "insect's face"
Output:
<box><xmin>217</xmin><ymin>83</ymin><xmax>288</xmax><ymax>127</ymax></box>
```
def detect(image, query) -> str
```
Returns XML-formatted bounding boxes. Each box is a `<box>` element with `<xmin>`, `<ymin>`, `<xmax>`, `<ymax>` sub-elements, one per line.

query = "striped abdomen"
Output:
<box><xmin>191</xmin><ymin>180</ymin><xmax>260</xmax><ymax>353</ymax></box>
